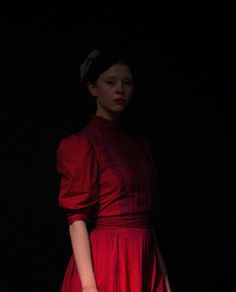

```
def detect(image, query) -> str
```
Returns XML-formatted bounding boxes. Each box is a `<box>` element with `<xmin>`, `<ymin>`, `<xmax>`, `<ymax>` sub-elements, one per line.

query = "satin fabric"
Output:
<box><xmin>57</xmin><ymin>115</ymin><xmax>168</xmax><ymax>292</ymax></box>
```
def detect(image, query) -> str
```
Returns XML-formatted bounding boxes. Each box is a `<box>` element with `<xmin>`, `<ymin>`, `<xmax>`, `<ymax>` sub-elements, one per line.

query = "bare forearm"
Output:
<box><xmin>69</xmin><ymin>220</ymin><xmax>97</xmax><ymax>290</ymax></box>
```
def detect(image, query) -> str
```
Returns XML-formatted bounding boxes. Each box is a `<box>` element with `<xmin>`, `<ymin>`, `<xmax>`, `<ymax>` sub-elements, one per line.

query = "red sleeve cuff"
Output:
<box><xmin>67</xmin><ymin>213</ymin><xmax>90</xmax><ymax>225</ymax></box>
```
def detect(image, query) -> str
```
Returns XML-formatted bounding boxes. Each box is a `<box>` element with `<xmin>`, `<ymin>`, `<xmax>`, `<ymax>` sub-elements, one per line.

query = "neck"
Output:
<box><xmin>95</xmin><ymin>110</ymin><xmax>122</xmax><ymax>123</ymax></box>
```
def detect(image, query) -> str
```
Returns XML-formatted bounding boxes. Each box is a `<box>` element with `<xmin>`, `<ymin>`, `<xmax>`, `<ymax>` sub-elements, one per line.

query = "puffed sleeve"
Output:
<box><xmin>56</xmin><ymin>133</ymin><xmax>99</xmax><ymax>225</ymax></box>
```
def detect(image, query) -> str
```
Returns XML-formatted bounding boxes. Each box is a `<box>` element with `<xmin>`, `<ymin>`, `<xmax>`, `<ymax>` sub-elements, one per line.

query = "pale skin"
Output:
<box><xmin>69</xmin><ymin>63</ymin><xmax>133</xmax><ymax>292</ymax></box>
<box><xmin>69</xmin><ymin>221</ymin><xmax>98</xmax><ymax>292</ymax></box>
<box><xmin>88</xmin><ymin>63</ymin><xmax>134</xmax><ymax>122</ymax></box>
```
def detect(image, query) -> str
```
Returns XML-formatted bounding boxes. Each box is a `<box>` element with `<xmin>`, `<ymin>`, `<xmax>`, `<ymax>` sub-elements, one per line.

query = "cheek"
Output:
<box><xmin>127</xmin><ymin>88</ymin><xmax>133</xmax><ymax>98</ymax></box>
<box><xmin>97</xmin><ymin>91</ymin><xmax>112</xmax><ymax>104</ymax></box>
<box><xmin>100</xmin><ymin>87</ymin><xmax>113</xmax><ymax>99</ymax></box>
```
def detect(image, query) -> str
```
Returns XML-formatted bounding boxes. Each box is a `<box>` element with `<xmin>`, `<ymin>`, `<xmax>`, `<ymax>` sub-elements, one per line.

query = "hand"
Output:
<box><xmin>165</xmin><ymin>275</ymin><xmax>172</xmax><ymax>292</ymax></box>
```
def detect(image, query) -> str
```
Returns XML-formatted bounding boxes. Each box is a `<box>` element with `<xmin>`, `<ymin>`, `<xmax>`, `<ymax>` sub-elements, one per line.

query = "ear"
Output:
<box><xmin>87</xmin><ymin>82</ymin><xmax>97</xmax><ymax>97</ymax></box>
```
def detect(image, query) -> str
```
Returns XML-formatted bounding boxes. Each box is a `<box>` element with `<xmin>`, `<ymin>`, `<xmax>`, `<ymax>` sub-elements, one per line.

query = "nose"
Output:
<box><xmin>116</xmin><ymin>81</ymin><xmax>125</xmax><ymax>93</ymax></box>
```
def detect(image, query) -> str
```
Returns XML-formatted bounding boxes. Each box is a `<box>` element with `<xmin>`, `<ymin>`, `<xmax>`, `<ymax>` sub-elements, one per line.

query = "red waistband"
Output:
<box><xmin>93</xmin><ymin>214</ymin><xmax>152</xmax><ymax>229</ymax></box>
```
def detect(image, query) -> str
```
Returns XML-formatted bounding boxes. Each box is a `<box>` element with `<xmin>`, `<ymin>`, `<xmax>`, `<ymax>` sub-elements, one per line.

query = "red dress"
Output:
<box><xmin>57</xmin><ymin>115</ymin><xmax>169</xmax><ymax>292</ymax></box>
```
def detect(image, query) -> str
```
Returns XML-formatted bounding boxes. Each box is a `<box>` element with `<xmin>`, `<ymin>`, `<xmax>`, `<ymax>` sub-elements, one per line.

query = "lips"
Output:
<box><xmin>114</xmin><ymin>98</ymin><xmax>125</xmax><ymax>105</ymax></box>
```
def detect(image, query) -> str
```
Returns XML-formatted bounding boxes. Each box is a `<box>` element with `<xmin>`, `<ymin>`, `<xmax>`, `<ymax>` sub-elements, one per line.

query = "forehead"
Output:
<box><xmin>99</xmin><ymin>63</ymin><xmax>133</xmax><ymax>79</ymax></box>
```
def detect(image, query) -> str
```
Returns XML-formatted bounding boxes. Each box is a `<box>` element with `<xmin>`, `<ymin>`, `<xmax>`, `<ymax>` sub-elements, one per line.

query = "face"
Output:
<box><xmin>87</xmin><ymin>63</ymin><xmax>134</xmax><ymax>120</ymax></box>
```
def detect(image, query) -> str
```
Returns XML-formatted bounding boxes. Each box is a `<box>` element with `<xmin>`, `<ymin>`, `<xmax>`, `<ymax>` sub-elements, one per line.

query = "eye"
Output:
<box><xmin>106</xmin><ymin>80</ymin><xmax>115</xmax><ymax>85</ymax></box>
<box><xmin>123</xmin><ymin>80</ymin><xmax>133</xmax><ymax>86</ymax></box>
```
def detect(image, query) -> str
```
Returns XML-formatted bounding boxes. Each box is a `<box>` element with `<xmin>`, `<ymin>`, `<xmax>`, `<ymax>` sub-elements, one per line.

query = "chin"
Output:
<box><xmin>112</xmin><ymin>105</ymin><xmax>127</xmax><ymax>112</ymax></box>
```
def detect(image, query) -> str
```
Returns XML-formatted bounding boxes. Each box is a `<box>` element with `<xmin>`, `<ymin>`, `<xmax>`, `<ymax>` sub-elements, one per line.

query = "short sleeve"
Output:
<box><xmin>56</xmin><ymin>133</ymin><xmax>99</xmax><ymax>224</ymax></box>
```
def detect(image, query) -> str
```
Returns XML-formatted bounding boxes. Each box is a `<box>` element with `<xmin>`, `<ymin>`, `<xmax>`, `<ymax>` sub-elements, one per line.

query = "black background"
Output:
<box><xmin>0</xmin><ymin>16</ymin><xmax>234</xmax><ymax>291</ymax></box>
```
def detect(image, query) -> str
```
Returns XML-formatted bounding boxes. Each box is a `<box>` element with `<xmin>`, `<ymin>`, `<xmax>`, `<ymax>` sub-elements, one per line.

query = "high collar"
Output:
<box><xmin>90</xmin><ymin>115</ymin><xmax>121</xmax><ymax>130</ymax></box>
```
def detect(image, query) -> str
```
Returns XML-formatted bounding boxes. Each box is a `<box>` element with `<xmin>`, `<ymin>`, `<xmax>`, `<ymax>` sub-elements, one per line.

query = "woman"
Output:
<box><xmin>57</xmin><ymin>48</ymin><xmax>172</xmax><ymax>292</ymax></box>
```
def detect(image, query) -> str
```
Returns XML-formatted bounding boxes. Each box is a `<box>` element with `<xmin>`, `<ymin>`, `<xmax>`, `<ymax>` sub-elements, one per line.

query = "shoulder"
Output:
<box><xmin>57</xmin><ymin>130</ymin><xmax>93</xmax><ymax>158</ymax></box>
